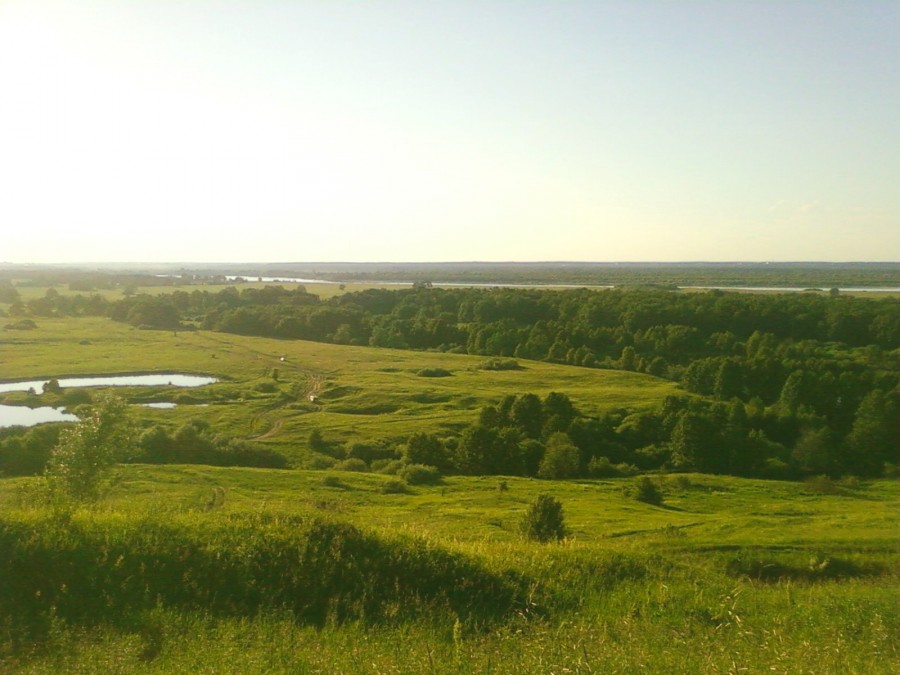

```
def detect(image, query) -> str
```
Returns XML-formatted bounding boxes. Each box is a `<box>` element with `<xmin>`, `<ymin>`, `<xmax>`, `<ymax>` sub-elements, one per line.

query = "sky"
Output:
<box><xmin>0</xmin><ymin>1</ymin><xmax>897</xmax><ymax>264</ymax></box>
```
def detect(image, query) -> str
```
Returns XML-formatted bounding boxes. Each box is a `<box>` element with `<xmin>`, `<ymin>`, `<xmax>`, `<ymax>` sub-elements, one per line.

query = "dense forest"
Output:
<box><xmin>5</xmin><ymin>279</ymin><xmax>897</xmax><ymax>480</ymax></box>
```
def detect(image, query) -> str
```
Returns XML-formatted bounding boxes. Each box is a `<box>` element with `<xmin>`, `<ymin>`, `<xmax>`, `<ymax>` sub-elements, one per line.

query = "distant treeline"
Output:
<box><xmin>3</xmin><ymin>261</ymin><xmax>900</xmax><ymax>288</ymax></box>
<box><xmin>221</xmin><ymin>261</ymin><xmax>900</xmax><ymax>288</ymax></box>
<box><xmin>5</xmin><ymin>282</ymin><xmax>899</xmax><ymax>478</ymax></box>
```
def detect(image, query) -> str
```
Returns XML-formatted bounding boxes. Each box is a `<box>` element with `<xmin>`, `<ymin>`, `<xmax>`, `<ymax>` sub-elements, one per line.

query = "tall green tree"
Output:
<box><xmin>45</xmin><ymin>395</ymin><xmax>132</xmax><ymax>503</ymax></box>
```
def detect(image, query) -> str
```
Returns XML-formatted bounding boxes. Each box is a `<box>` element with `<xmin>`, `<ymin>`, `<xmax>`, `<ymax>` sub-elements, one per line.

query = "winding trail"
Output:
<box><xmin>190</xmin><ymin>332</ymin><xmax>331</xmax><ymax>441</ymax></box>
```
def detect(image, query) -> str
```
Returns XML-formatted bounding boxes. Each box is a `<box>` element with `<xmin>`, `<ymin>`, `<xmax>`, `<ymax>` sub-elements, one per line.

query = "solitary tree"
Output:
<box><xmin>520</xmin><ymin>494</ymin><xmax>567</xmax><ymax>542</ymax></box>
<box><xmin>45</xmin><ymin>395</ymin><xmax>132</xmax><ymax>503</ymax></box>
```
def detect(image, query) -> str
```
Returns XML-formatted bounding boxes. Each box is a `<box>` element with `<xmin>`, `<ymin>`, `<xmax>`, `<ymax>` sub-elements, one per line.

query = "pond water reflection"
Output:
<box><xmin>0</xmin><ymin>374</ymin><xmax>218</xmax><ymax>394</ymax></box>
<box><xmin>0</xmin><ymin>405</ymin><xmax>78</xmax><ymax>427</ymax></box>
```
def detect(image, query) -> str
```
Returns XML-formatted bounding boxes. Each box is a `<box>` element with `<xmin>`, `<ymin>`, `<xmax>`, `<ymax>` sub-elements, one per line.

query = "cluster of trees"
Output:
<box><xmin>134</xmin><ymin>419</ymin><xmax>288</xmax><ymax>468</ymax></box>
<box><xmin>396</xmin><ymin>386</ymin><xmax>898</xmax><ymax>480</ymax></box>
<box><xmin>0</xmin><ymin>414</ymin><xmax>289</xmax><ymax>479</ymax></box>
<box><xmin>4</xmin><ymin>282</ymin><xmax>897</xmax><ymax>480</ymax></box>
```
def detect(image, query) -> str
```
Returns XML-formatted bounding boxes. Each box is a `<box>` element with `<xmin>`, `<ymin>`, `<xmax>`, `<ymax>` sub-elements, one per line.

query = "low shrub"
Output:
<box><xmin>416</xmin><ymin>368</ymin><xmax>452</xmax><ymax>378</ymax></box>
<box><xmin>321</xmin><ymin>474</ymin><xmax>346</xmax><ymax>489</ymax></box>
<box><xmin>399</xmin><ymin>464</ymin><xmax>441</xmax><ymax>485</ymax></box>
<box><xmin>478</xmin><ymin>358</ymin><xmax>522</xmax><ymax>371</ymax></box>
<box><xmin>375</xmin><ymin>459</ymin><xmax>404</xmax><ymax>475</ymax></box>
<box><xmin>633</xmin><ymin>477</ymin><xmax>664</xmax><ymax>505</ymax></box>
<box><xmin>804</xmin><ymin>475</ymin><xmax>840</xmax><ymax>495</ymax></box>
<box><xmin>520</xmin><ymin>494</ymin><xmax>567</xmax><ymax>543</ymax></box>
<box><xmin>3</xmin><ymin>319</ymin><xmax>37</xmax><ymax>330</ymax></box>
<box><xmin>725</xmin><ymin>553</ymin><xmax>880</xmax><ymax>582</ymax></box>
<box><xmin>334</xmin><ymin>458</ymin><xmax>369</xmax><ymax>473</ymax></box>
<box><xmin>380</xmin><ymin>479</ymin><xmax>408</xmax><ymax>494</ymax></box>
<box><xmin>587</xmin><ymin>456</ymin><xmax>639</xmax><ymax>478</ymax></box>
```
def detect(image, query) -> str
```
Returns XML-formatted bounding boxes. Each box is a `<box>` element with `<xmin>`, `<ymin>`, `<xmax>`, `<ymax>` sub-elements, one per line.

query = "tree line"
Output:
<box><xmin>5</xmin><ymin>283</ymin><xmax>898</xmax><ymax>478</ymax></box>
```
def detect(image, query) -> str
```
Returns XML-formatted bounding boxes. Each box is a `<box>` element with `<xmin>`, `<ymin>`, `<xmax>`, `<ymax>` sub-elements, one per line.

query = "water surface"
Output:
<box><xmin>0</xmin><ymin>405</ymin><xmax>78</xmax><ymax>427</ymax></box>
<box><xmin>0</xmin><ymin>374</ymin><xmax>218</xmax><ymax>395</ymax></box>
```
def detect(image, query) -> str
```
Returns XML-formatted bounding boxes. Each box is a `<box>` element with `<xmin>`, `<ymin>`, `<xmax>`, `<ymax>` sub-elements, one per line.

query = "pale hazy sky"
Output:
<box><xmin>1</xmin><ymin>1</ymin><xmax>897</xmax><ymax>263</ymax></box>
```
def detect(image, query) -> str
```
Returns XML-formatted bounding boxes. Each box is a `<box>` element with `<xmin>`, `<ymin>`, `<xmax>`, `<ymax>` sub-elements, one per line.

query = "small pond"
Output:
<box><xmin>0</xmin><ymin>405</ymin><xmax>78</xmax><ymax>427</ymax></box>
<box><xmin>0</xmin><ymin>374</ymin><xmax>218</xmax><ymax>395</ymax></box>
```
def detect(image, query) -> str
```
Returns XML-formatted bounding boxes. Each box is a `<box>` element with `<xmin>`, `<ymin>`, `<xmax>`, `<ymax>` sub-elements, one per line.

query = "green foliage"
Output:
<box><xmin>478</xmin><ymin>358</ymin><xmax>522</xmax><ymax>371</ymax></box>
<box><xmin>537</xmin><ymin>433</ymin><xmax>580</xmax><ymax>479</ymax></box>
<box><xmin>634</xmin><ymin>476</ymin><xmax>664</xmax><ymax>506</ymax></box>
<box><xmin>0</xmin><ymin>512</ymin><xmax>526</xmax><ymax>630</ymax></box>
<box><xmin>520</xmin><ymin>494</ymin><xmax>567</xmax><ymax>542</ymax></box>
<box><xmin>404</xmin><ymin>433</ymin><xmax>451</xmax><ymax>471</ymax></box>
<box><xmin>587</xmin><ymin>456</ymin><xmax>638</xmax><ymax>478</ymax></box>
<box><xmin>379</xmin><ymin>478</ymin><xmax>408</xmax><ymax>494</ymax></box>
<box><xmin>0</xmin><ymin>464</ymin><xmax>897</xmax><ymax>672</ymax></box>
<box><xmin>44</xmin><ymin>395</ymin><xmax>132</xmax><ymax>503</ymax></box>
<box><xmin>416</xmin><ymin>368</ymin><xmax>452</xmax><ymax>377</ymax></box>
<box><xmin>399</xmin><ymin>463</ymin><xmax>441</xmax><ymax>485</ymax></box>
<box><xmin>134</xmin><ymin>423</ymin><xmax>288</xmax><ymax>469</ymax></box>
<box><xmin>334</xmin><ymin>458</ymin><xmax>369</xmax><ymax>472</ymax></box>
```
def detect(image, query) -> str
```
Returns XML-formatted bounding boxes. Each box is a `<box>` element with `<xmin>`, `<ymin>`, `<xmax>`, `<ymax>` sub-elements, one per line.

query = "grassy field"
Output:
<box><xmin>2</xmin><ymin>316</ymin><xmax>898</xmax><ymax>673</ymax></box>
<box><xmin>0</xmin><ymin>467</ymin><xmax>897</xmax><ymax>673</ymax></box>
<box><xmin>1</xmin><ymin>317</ymin><xmax>677</xmax><ymax>462</ymax></box>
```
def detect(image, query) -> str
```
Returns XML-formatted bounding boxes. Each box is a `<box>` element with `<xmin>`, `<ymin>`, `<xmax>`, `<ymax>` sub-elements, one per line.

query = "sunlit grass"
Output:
<box><xmin>1</xmin><ymin>317</ymin><xmax>677</xmax><ymax>462</ymax></box>
<box><xmin>1</xmin><ymin>467</ymin><xmax>897</xmax><ymax>673</ymax></box>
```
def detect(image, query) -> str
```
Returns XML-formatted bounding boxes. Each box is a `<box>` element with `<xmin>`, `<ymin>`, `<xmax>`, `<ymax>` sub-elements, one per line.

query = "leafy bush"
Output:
<box><xmin>588</xmin><ymin>456</ymin><xmax>639</xmax><ymax>478</ymax></box>
<box><xmin>634</xmin><ymin>477</ymin><xmax>664</xmax><ymax>505</ymax></box>
<box><xmin>375</xmin><ymin>459</ymin><xmax>404</xmax><ymax>475</ymax></box>
<box><xmin>3</xmin><ymin>319</ymin><xmax>37</xmax><ymax>330</ymax></box>
<box><xmin>804</xmin><ymin>475</ymin><xmax>840</xmax><ymax>495</ymax></box>
<box><xmin>132</xmin><ymin>425</ymin><xmax>289</xmax><ymax>469</ymax></box>
<box><xmin>321</xmin><ymin>474</ymin><xmax>345</xmax><ymax>488</ymax></box>
<box><xmin>399</xmin><ymin>464</ymin><xmax>441</xmax><ymax>485</ymax></box>
<box><xmin>520</xmin><ymin>494</ymin><xmax>567</xmax><ymax>543</ymax></box>
<box><xmin>416</xmin><ymin>368</ymin><xmax>452</xmax><ymax>378</ymax></box>
<box><xmin>380</xmin><ymin>478</ymin><xmax>408</xmax><ymax>494</ymax></box>
<box><xmin>334</xmin><ymin>458</ymin><xmax>369</xmax><ymax>473</ymax></box>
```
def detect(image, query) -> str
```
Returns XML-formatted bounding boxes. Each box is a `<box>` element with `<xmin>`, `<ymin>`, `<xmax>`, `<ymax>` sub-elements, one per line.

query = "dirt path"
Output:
<box><xmin>193</xmin><ymin>331</ymin><xmax>330</xmax><ymax>441</ymax></box>
<box><xmin>252</xmin><ymin>417</ymin><xmax>285</xmax><ymax>440</ymax></box>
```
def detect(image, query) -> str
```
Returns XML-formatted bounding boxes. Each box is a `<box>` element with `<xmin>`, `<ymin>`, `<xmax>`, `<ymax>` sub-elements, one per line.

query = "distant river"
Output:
<box><xmin>680</xmin><ymin>286</ymin><xmax>900</xmax><ymax>293</ymax></box>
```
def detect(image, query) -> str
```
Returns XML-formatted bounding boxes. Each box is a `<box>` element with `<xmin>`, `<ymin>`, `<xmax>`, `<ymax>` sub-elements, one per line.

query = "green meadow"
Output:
<box><xmin>1</xmin><ymin>316</ymin><xmax>898</xmax><ymax>673</ymax></box>
<box><xmin>0</xmin><ymin>467</ymin><xmax>897</xmax><ymax>673</ymax></box>
<box><xmin>1</xmin><ymin>317</ymin><xmax>676</xmax><ymax>462</ymax></box>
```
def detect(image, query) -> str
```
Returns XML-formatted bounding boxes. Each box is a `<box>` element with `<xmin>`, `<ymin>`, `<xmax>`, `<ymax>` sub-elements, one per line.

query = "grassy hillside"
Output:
<box><xmin>1</xmin><ymin>317</ymin><xmax>677</xmax><ymax>461</ymax></box>
<box><xmin>0</xmin><ymin>467</ymin><xmax>897</xmax><ymax>673</ymax></box>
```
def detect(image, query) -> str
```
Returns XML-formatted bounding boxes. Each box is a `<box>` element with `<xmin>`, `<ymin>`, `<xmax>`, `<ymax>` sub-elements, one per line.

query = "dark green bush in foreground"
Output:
<box><xmin>0</xmin><ymin>512</ymin><xmax>528</xmax><ymax>634</ymax></box>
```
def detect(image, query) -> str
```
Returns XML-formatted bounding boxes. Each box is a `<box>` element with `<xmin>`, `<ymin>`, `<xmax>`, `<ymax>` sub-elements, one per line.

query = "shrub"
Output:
<box><xmin>399</xmin><ymin>463</ymin><xmax>441</xmax><ymax>485</ymax></box>
<box><xmin>478</xmin><ymin>358</ymin><xmax>522</xmax><ymax>371</ymax></box>
<box><xmin>380</xmin><ymin>478</ymin><xmax>408</xmax><ymax>494</ymax></box>
<box><xmin>416</xmin><ymin>368</ymin><xmax>452</xmax><ymax>378</ymax></box>
<box><xmin>61</xmin><ymin>388</ymin><xmax>92</xmax><ymax>406</ymax></box>
<box><xmin>634</xmin><ymin>477</ymin><xmax>664</xmax><ymax>505</ymax></box>
<box><xmin>334</xmin><ymin>458</ymin><xmax>369</xmax><ymax>473</ymax></box>
<box><xmin>520</xmin><ymin>494</ymin><xmax>567</xmax><ymax>543</ymax></box>
<box><xmin>4</xmin><ymin>319</ymin><xmax>37</xmax><ymax>330</ymax></box>
<box><xmin>804</xmin><ymin>475</ymin><xmax>840</xmax><ymax>495</ymax></box>
<box><xmin>588</xmin><ymin>456</ymin><xmax>640</xmax><ymax>478</ymax></box>
<box><xmin>376</xmin><ymin>459</ymin><xmax>404</xmax><ymax>475</ymax></box>
<box><xmin>321</xmin><ymin>474</ymin><xmax>345</xmax><ymax>488</ymax></box>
